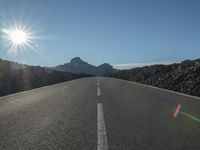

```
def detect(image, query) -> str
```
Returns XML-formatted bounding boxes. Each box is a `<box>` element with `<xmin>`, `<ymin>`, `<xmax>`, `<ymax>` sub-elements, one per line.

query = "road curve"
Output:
<box><xmin>0</xmin><ymin>77</ymin><xmax>200</xmax><ymax>150</ymax></box>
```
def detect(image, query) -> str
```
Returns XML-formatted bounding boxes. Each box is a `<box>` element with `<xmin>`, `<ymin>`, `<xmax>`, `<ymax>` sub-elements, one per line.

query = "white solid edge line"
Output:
<box><xmin>97</xmin><ymin>103</ymin><xmax>108</xmax><ymax>150</ymax></box>
<box><xmin>110</xmin><ymin>77</ymin><xmax>200</xmax><ymax>100</ymax></box>
<box><xmin>133</xmin><ymin>81</ymin><xmax>200</xmax><ymax>100</ymax></box>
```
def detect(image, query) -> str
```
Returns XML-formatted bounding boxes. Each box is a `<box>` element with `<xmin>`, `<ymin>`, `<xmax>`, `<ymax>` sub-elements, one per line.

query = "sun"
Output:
<box><xmin>1</xmin><ymin>23</ymin><xmax>42</xmax><ymax>57</ymax></box>
<box><xmin>1</xmin><ymin>24</ymin><xmax>39</xmax><ymax>54</ymax></box>
<box><xmin>2</xmin><ymin>27</ymin><xmax>31</xmax><ymax>48</ymax></box>
<box><xmin>9</xmin><ymin>29</ymin><xmax>28</xmax><ymax>45</ymax></box>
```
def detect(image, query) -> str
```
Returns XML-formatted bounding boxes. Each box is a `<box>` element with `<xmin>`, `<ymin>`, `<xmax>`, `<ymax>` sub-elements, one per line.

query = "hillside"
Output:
<box><xmin>108</xmin><ymin>59</ymin><xmax>200</xmax><ymax>97</ymax></box>
<box><xmin>53</xmin><ymin>57</ymin><xmax>118</xmax><ymax>76</ymax></box>
<box><xmin>0</xmin><ymin>58</ymin><xmax>90</xmax><ymax>97</ymax></box>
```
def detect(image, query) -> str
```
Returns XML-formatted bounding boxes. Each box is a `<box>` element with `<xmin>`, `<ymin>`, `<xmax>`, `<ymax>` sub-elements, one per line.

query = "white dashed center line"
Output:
<box><xmin>97</xmin><ymin>103</ymin><xmax>108</xmax><ymax>150</ymax></box>
<box><xmin>97</xmin><ymin>87</ymin><xmax>101</xmax><ymax>96</ymax></box>
<box><xmin>97</xmin><ymin>80</ymin><xmax>108</xmax><ymax>150</ymax></box>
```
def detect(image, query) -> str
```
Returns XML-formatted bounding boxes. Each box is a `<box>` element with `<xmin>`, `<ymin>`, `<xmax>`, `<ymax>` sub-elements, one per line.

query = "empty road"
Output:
<box><xmin>0</xmin><ymin>77</ymin><xmax>200</xmax><ymax>150</ymax></box>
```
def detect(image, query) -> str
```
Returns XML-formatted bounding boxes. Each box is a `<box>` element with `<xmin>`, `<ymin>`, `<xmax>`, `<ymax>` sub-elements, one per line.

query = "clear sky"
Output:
<box><xmin>0</xmin><ymin>0</ymin><xmax>200</xmax><ymax>67</ymax></box>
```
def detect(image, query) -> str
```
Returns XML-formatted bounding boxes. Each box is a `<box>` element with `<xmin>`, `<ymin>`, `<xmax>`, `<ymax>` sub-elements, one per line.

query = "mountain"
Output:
<box><xmin>108</xmin><ymin>58</ymin><xmax>200</xmax><ymax>97</ymax></box>
<box><xmin>0</xmin><ymin>58</ymin><xmax>90</xmax><ymax>97</ymax></box>
<box><xmin>53</xmin><ymin>57</ymin><xmax>118</xmax><ymax>76</ymax></box>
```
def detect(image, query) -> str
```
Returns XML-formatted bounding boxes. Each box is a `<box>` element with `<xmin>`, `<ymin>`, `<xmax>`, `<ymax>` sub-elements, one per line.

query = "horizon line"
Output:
<box><xmin>112</xmin><ymin>61</ymin><xmax>180</xmax><ymax>70</ymax></box>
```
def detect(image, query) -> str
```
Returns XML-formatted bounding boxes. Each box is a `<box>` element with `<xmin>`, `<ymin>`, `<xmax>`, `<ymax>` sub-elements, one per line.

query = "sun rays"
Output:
<box><xmin>1</xmin><ymin>23</ymin><xmax>40</xmax><ymax>57</ymax></box>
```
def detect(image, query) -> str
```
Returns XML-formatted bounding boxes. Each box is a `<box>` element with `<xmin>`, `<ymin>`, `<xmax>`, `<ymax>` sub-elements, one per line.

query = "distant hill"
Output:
<box><xmin>108</xmin><ymin>58</ymin><xmax>200</xmax><ymax>97</ymax></box>
<box><xmin>0</xmin><ymin>58</ymin><xmax>90</xmax><ymax>97</ymax></box>
<box><xmin>53</xmin><ymin>57</ymin><xmax>118</xmax><ymax>76</ymax></box>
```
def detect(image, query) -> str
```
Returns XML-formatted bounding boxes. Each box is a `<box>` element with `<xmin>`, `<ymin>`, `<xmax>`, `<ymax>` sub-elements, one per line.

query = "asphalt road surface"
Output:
<box><xmin>0</xmin><ymin>77</ymin><xmax>200</xmax><ymax>150</ymax></box>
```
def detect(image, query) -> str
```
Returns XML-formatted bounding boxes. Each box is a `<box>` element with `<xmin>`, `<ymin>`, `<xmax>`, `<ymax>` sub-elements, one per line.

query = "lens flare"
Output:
<box><xmin>180</xmin><ymin>111</ymin><xmax>200</xmax><ymax>123</ymax></box>
<box><xmin>173</xmin><ymin>104</ymin><xmax>181</xmax><ymax>118</ymax></box>
<box><xmin>172</xmin><ymin>104</ymin><xmax>200</xmax><ymax>123</ymax></box>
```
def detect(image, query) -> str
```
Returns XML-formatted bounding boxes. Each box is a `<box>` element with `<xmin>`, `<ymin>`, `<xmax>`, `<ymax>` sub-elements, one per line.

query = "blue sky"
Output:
<box><xmin>0</xmin><ymin>0</ymin><xmax>200</xmax><ymax>67</ymax></box>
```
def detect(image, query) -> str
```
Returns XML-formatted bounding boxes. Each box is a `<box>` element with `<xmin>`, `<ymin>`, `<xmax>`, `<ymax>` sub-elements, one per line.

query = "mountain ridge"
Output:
<box><xmin>53</xmin><ymin>57</ymin><xmax>118</xmax><ymax>76</ymax></box>
<box><xmin>0</xmin><ymin>58</ymin><xmax>91</xmax><ymax>97</ymax></box>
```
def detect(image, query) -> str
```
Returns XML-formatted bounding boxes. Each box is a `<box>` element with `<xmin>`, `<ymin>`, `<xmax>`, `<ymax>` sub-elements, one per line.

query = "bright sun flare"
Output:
<box><xmin>2</xmin><ymin>26</ymin><xmax>34</xmax><ymax>50</ymax></box>
<box><xmin>9</xmin><ymin>30</ymin><xmax>28</xmax><ymax>45</ymax></box>
<box><xmin>1</xmin><ymin>24</ymin><xmax>40</xmax><ymax>57</ymax></box>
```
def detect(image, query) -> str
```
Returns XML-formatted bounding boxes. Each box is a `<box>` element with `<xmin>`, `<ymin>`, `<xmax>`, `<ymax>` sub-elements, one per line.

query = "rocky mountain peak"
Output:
<box><xmin>70</xmin><ymin>57</ymin><xmax>83</xmax><ymax>64</ymax></box>
<box><xmin>54</xmin><ymin>57</ymin><xmax>118</xmax><ymax>76</ymax></box>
